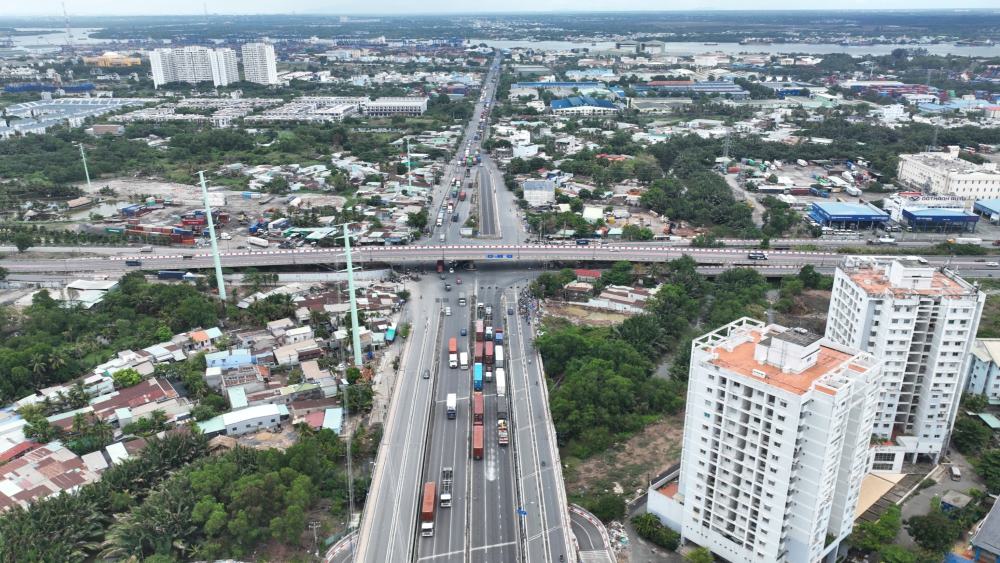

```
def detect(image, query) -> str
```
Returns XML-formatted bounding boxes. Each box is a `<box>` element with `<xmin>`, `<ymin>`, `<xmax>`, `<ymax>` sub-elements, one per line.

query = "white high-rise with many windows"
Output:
<box><xmin>825</xmin><ymin>257</ymin><xmax>984</xmax><ymax>472</ymax></box>
<box><xmin>662</xmin><ymin>318</ymin><xmax>882</xmax><ymax>563</ymax></box>
<box><xmin>241</xmin><ymin>42</ymin><xmax>278</xmax><ymax>85</ymax></box>
<box><xmin>149</xmin><ymin>46</ymin><xmax>238</xmax><ymax>88</ymax></box>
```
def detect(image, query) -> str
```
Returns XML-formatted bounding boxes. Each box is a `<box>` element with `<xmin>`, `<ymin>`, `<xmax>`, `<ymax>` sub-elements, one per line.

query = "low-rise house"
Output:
<box><xmin>587</xmin><ymin>284</ymin><xmax>661</xmax><ymax>314</ymax></box>
<box><xmin>196</xmin><ymin>404</ymin><xmax>290</xmax><ymax>438</ymax></box>
<box><xmin>205</xmin><ymin>349</ymin><xmax>254</xmax><ymax>370</ymax></box>
<box><xmin>273</xmin><ymin>338</ymin><xmax>322</xmax><ymax>366</ymax></box>
<box><xmin>282</xmin><ymin>326</ymin><xmax>314</xmax><ymax>345</ymax></box>
<box><xmin>0</xmin><ymin>442</ymin><xmax>101</xmax><ymax>512</ymax></box>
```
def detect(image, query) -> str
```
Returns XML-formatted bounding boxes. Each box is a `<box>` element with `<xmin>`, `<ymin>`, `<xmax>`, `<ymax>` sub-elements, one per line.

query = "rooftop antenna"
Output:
<box><xmin>197</xmin><ymin>171</ymin><xmax>227</xmax><ymax>301</ymax></box>
<box><xmin>61</xmin><ymin>1</ymin><xmax>74</xmax><ymax>53</ymax></box>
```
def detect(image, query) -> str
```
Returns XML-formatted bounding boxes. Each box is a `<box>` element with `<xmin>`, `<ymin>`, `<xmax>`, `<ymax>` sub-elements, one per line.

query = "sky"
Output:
<box><xmin>4</xmin><ymin>0</ymin><xmax>1000</xmax><ymax>17</ymax></box>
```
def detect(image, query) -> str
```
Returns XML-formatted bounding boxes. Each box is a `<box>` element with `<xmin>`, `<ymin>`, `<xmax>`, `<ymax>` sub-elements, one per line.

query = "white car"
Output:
<box><xmin>987</xmin><ymin>262</ymin><xmax>1000</xmax><ymax>268</ymax></box>
<box><xmin>445</xmin><ymin>307</ymin><xmax>452</xmax><ymax>316</ymax></box>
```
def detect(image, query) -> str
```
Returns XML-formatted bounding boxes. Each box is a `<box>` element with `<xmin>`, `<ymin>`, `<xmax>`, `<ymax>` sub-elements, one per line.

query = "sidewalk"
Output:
<box><xmin>369</xmin><ymin>280</ymin><xmax>415</xmax><ymax>425</ymax></box>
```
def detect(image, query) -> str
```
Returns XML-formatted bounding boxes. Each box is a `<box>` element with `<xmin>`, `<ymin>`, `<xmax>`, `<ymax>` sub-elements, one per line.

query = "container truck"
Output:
<box><xmin>473</xmin><ymin>392</ymin><xmax>484</xmax><ymax>425</ymax></box>
<box><xmin>460</xmin><ymin>352</ymin><xmax>469</xmax><ymax>370</ymax></box>
<box><xmin>950</xmin><ymin>237</ymin><xmax>983</xmax><ymax>245</ymax></box>
<box><xmin>448</xmin><ymin>337</ymin><xmax>458</xmax><ymax>368</ymax></box>
<box><xmin>446</xmin><ymin>393</ymin><xmax>457</xmax><ymax>419</ymax></box>
<box><xmin>247</xmin><ymin>236</ymin><xmax>270</xmax><ymax>248</ymax></box>
<box><xmin>485</xmin><ymin>326</ymin><xmax>494</xmax><ymax>341</ymax></box>
<box><xmin>495</xmin><ymin>346</ymin><xmax>505</xmax><ymax>370</ymax></box>
<box><xmin>472</xmin><ymin>425</ymin><xmax>484</xmax><ymax>460</ymax></box>
<box><xmin>458</xmin><ymin>191</ymin><xmax>467</xmax><ymax>201</ymax></box>
<box><xmin>845</xmin><ymin>186</ymin><xmax>862</xmax><ymax>197</ymax></box>
<box><xmin>474</xmin><ymin>321</ymin><xmax>484</xmax><ymax>341</ymax></box>
<box><xmin>496</xmin><ymin>368</ymin><xmax>506</xmax><ymax>398</ymax></box>
<box><xmin>473</xmin><ymin>363</ymin><xmax>483</xmax><ymax>391</ymax></box>
<box><xmin>440</xmin><ymin>468</ymin><xmax>453</xmax><ymax>508</ymax></box>
<box><xmin>474</xmin><ymin>341</ymin><xmax>484</xmax><ymax>363</ymax></box>
<box><xmin>484</xmin><ymin>341</ymin><xmax>495</xmax><ymax>369</ymax></box>
<box><xmin>497</xmin><ymin>419</ymin><xmax>509</xmax><ymax>447</ymax></box>
<box><xmin>420</xmin><ymin>482</ymin><xmax>436</xmax><ymax>537</ymax></box>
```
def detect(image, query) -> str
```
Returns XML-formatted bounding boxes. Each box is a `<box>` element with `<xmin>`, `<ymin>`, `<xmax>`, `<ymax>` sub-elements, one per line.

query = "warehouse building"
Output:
<box><xmin>550</xmin><ymin>95</ymin><xmax>619</xmax><ymax>116</ymax></box>
<box><xmin>974</xmin><ymin>199</ymin><xmax>1000</xmax><ymax>222</ymax></box>
<box><xmin>362</xmin><ymin>97</ymin><xmax>428</xmax><ymax>117</ymax></box>
<box><xmin>809</xmin><ymin>202</ymin><xmax>889</xmax><ymax>229</ymax></box>
<box><xmin>900</xmin><ymin>207</ymin><xmax>979</xmax><ymax>232</ymax></box>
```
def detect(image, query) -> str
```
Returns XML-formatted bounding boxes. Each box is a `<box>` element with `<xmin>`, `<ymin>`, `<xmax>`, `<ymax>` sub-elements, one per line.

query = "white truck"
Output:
<box><xmin>496</xmin><ymin>368</ymin><xmax>506</xmax><ymax>398</ymax></box>
<box><xmin>247</xmin><ymin>236</ymin><xmax>269</xmax><ymax>248</ymax></box>
<box><xmin>446</xmin><ymin>393</ymin><xmax>457</xmax><ymax>419</ymax></box>
<box><xmin>459</xmin><ymin>352</ymin><xmax>469</xmax><ymax>370</ymax></box>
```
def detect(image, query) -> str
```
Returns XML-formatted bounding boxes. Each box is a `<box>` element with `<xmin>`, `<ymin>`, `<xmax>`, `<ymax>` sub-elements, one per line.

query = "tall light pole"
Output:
<box><xmin>197</xmin><ymin>171</ymin><xmax>227</xmax><ymax>301</ymax></box>
<box><xmin>77</xmin><ymin>143</ymin><xmax>92</xmax><ymax>191</ymax></box>
<box><xmin>341</xmin><ymin>222</ymin><xmax>361</xmax><ymax>549</ymax></box>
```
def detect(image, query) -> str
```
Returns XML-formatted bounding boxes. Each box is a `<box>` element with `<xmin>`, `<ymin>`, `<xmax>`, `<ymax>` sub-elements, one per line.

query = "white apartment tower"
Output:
<box><xmin>149</xmin><ymin>47</ymin><xmax>238</xmax><ymax>89</ymax></box>
<box><xmin>825</xmin><ymin>257</ymin><xmax>984</xmax><ymax>472</ymax></box>
<box><xmin>664</xmin><ymin>319</ymin><xmax>883</xmax><ymax>563</ymax></box>
<box><xmin>241</xmin><ymin>42</ymin><xmax>279</xmax><ymax>86</ymax></box>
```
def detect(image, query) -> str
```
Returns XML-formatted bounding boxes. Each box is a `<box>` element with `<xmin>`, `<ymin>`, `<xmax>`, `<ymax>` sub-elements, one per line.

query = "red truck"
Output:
<box><xmin>448</xmin><ymin>337</ymin><xmax>459</xmax><ymax>368</ymax></box>
<box><xmin>458</xmin><ymin>190</ymin><xmax>467</xmax><ymax>201</ymax></box>
<box><xmin>474</xmin><ymin>320</ymin><xmax>484</xmax><ymax>341</ymax></box>
<box><xmin>437</xmin><ymin>259</ymin><xmax>445</xmax><ymax>273</ymax></box>
<box><xmin>472</xmin><ymin>425</ymin><xmax>484</xmax><ymax>460</ymax></box>
<box><xmin>420</xmin><ymin>482</ymin><xmax>436</xmax><ymax>537</ymax></box>
<box><xmin>484</xmin><ymin>341</ymin><xmax>495</xmax><ymax>368</ymax></box>
<box><xmin>473</xmin><ymin>392</ymin><xmax>484</xmax><ymax>425</ymax></box>
<box><xmin>474</xmin><ymin>341</ymin><xmax>484</xmax><ymax>364</ymax></box>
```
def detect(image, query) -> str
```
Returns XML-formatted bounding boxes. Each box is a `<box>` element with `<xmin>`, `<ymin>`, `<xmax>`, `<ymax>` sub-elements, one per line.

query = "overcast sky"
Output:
<box><xmin>4</xmin><ymin>0</ymin><xmax>999</xmax><ymax>17</ymax></box>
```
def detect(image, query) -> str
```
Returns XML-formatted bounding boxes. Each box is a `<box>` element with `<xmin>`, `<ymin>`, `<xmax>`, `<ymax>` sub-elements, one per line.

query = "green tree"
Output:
<box><xmin>112</xmin><ymin>368</ymin><xmax>142</xmax><ymax>388</ymax></box>
<box><xmin>685</xmin><ymin>546</ymin><xmax>715</xmax><ymax>563</ymax></box>
<box><xmin>631</xmin><ymin>513</ymin><xmax>680</xmax><ymax>550</ymax></box>
<box><xmin>952</xmin><ymin>417</ymin><xmax>992</xmax><ymax>454</ymax></box>
<box><xmin>976</xmin><ymin>449</ymin><xmax>1000</xmax><ymax>493</ymax></box>
<box><xmin>905</xmin><ymin>503</ymin><xmax>962</xmax><ymax>553</ymax></box>
<box><xmin>601</xmin><ymin>261</ymin><xmax>634</xmax><ymax>286</ymax></box>
<box><xmin>850</xmin><ymin>505</ymin><xmax>902</xmax><ymax>552</ymax></box>
<box><xmin>407</xmin><ymin>210</ymin><xmax>428</xmax><ymax>230</ymax></box>
<box><xmin>12</xmin><ymin>232</ymin><xmax>34</xmax><ymax>253</ymax></box>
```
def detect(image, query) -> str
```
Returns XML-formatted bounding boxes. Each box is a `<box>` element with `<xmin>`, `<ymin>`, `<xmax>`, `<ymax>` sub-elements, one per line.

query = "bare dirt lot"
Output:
<box><xmin>563</xmin><ymin>413</ymin><xmax>685</xmax><ymax>500</ymax></box>
<box><xmin>773</xmin><ymin>289</ymin><xmax>831</xmax><ymax>335</ymax></box>
<box><xmin>545</xmin><ymin>302</ymin><xmax>631</xmax><ymax>327</ymax></box>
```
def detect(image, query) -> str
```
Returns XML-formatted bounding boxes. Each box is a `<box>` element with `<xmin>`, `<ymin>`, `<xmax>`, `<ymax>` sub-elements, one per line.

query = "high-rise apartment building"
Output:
<box><xmin>825</xmin><ymin>257</ymin><xmax>984</xmax><ymax>472</ymax></box>
<box><xmin>241</xmin><ymin>42</ymin><xmax>278</xmax><ymax>86</ymax></box>
<box><xmin>655</xmin><ymin>318</ymin><xmax>882</xmax><ymax>562</ymax></box>
<box><xmin>149</xmin><ymin>47</ymin><xmax>238</xmax><ymax>89</ymax></box>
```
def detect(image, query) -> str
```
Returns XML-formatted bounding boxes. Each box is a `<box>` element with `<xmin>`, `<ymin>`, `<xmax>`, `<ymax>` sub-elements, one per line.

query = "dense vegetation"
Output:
<box><xmin>0</xmin><ymin>432</ymin><xmax>209</xmax><ymax>562</ymax></box>
<box><xmin>632</xmin><ymin>513</ymin><xmax>681</xmax><ymax>550</ymax></box>
<box><xmin>0</xmin><ymin>427</ymin><xmax>372</xmax><ymax>562</ymax></box>
<box><xmin>536</xmin><ymin>258</ymin><xmax>771</xmax><ymax>457</ymax></box>
<box><xmin>0</xmin><ymin>272</ymin><xmax>220</xmax><ymax>403</ymax></box>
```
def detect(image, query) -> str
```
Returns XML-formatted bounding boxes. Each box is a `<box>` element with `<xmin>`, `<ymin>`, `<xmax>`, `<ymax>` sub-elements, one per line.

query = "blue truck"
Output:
<box><xmin>473</xmin><ymin>363</ymin><xmax>483</xmax><ymax>391</ymax></box>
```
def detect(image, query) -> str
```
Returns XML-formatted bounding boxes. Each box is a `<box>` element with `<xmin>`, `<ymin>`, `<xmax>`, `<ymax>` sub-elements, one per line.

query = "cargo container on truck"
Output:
<box><xmin>460</xmin><ymin>352</ymin><xmax>469</xmax><ymax>370</ymax></box>
<box><xmin>497</xmin><ymin>419</ymin><xmax>509</xmax><ymax>446</ymax></box>
<box><xmin>448</xmin><ymin>337</ymin><xmax>458</xmax><ymax>368</ymax></box>
<box><xmin>473</xmin><ymin>391</ymin><xmax>484</xmax><ymax>425</ymax></box>
<box><xmin>495</xmin><ymin>346</ymin><xmax>505</xmax><ymax>370</ymax></box>
<box><xmin>446</xmin><ymin>394</ymin><xmax>457</xmax><ymax>419</ymax></box>
<box><xmin>484</xmin><ymin>341</ymin><xmax>495</xmax><ymax>370</ymax></box>
<box><xmin>474</xmin><ymin>321</ymin><xmax>484</xmax><ymax>341</ymax></box>
<box><xmin>420</xmin><ymin>482</ymin><xmax>436</xmax><ymax>537</ymax></box>
<box><xmin>247</xmin><ymin>236</ymin><xmax>269</xmax><ymax>248</ymax></box>
<box><xmin>440</xmin><ymin>468</ymin><xmax>453</xmax><ymax>507</ymax></box>
<box><xmin>473</xmin><ymin>363</ymin><xmax>483</xmax><ymax>391</ymax></box>
<box><xmin>950</xmin><ymin>237</ymin><xmax>983</xmax><ymax>245</ymax></box>
<box><xmin>472</xmin><ymin>425</ymin><xmax>484</xmax><ymax>460</ymax></box>
<box><xmin>474</xmin><ymin>341</ymin><xmax>484</xmax><ymax>363</ymax></box>
<box><xmin>496</xmin><ymin>368</ymin><xmax>506</xmax><ymax>398</ymax></box>
<box><xmin>458</xmin><ymin>190</ymin><xmax>467</xmax><ymax>201</ymax></box>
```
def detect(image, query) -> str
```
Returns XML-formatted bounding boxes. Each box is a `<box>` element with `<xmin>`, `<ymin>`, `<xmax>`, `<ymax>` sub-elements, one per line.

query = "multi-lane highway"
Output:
<box><xmin>354</xmin><ymin>275</ymin><xmax>443</xmax><ymax>563</ymax></box>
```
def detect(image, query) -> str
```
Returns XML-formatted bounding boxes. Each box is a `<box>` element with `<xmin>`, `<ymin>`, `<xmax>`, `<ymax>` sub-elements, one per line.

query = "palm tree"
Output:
<box><xmin>29</xmin><ymin>354</ymin><xmax>48</xmax><ymax>376</ymax></box>
<box><xmin>49</xmin><ymin>354</ymin><xmax>67</xmax><ymax>375</ymax></box>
